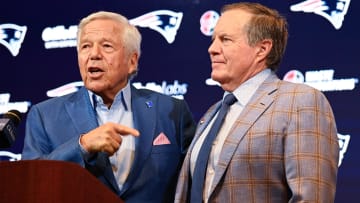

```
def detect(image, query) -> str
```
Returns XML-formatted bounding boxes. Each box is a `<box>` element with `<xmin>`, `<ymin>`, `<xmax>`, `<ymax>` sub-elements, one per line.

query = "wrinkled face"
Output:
<box><xmin>208</xmin><ymin>9</ymin><xmax>265</xmax><ymax>92</ymax></box>
<box><xmin>78</xmin><ymin>19</ymin><xmax>137</xmax><ymax>99</ymax></box>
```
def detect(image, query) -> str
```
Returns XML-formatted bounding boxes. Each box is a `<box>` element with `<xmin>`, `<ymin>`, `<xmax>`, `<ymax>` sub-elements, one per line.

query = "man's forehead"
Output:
<box><xmin>214</xmin><ymin>10</ymin><xmax>251</xmax><ymax>30</ymax></box>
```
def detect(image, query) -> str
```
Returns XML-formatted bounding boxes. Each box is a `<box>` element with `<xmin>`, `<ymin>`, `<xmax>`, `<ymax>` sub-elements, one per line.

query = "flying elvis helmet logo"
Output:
<box><xmin>129</xmin><ymin>10</ymin><xmax>183</xmax><ymax>44</ymax></box>
<box><xmin>0</xmin><ymin>23</ymin><xmax>27</xmax><ymax>56</ymax></box>
<box><xmin>290</xmin><ymin>0</ymin><xmax>351</xmax><ymax>29</ymax></box>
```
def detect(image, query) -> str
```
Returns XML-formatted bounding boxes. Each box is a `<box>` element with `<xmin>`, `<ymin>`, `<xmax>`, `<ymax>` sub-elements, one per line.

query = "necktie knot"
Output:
<box><xmin>223</xmin><ymin>93</ymin><xmax>237</xmax><ymax>106</ymax></box>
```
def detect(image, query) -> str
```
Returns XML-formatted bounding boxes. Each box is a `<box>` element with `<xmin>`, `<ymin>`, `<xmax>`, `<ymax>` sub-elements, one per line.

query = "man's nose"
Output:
<box><xmin>208</xmin><ymin>39</ymin><xmax>219</xmax><ymax>55</ymax></box>
<box><xmin>90</xmin><ymin>45</ymin><xmax>102</xmax><ymax>60</ymax></box>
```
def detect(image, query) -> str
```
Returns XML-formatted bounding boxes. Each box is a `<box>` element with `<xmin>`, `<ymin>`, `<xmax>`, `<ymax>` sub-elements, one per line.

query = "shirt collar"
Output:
<box><xmin>88</xmin><ymin>82</ymin><xmax>131</xmax><ymax>111</ymax></box>
<box><xmin>225</xmin><ymin>68</ymin><xmax>271</xmax><ymax>106</ymax></box>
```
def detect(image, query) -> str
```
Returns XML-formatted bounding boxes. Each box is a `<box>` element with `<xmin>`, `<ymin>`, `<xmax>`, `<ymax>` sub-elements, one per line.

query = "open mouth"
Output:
<box><xmin>87</xmin><ymin>67</ymin><xmax>104</xmax><ymax>78</ymax></box>
<box><xmin>88</xmin><ymin>67</ymin><xmax>103</xmax><ymax>73</ymax></box>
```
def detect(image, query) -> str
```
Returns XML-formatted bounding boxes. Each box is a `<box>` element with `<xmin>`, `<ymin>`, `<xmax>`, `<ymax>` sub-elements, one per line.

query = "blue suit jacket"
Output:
<box><xmin>22</xmin><ymin>85</ymin><xmax>196</xmax><ymax>203</ymax></box>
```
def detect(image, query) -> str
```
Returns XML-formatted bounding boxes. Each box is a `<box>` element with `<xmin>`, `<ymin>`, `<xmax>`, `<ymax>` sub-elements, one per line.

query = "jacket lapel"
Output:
<box><xmin>64</xmin><ymin>87</ymin><xmax>120</xmax><ymax>194</ymax></box>
<box><xmin>119</xmin><ymin>86</ymin><xmax>157</xmax><ymax>195</ymax></box>
<box><xmin>209</xmin><ymin>73</ymin><xmax>280</xmax><ymax>195</ymax></box>
<box><xmin>174</xmin><ymin>100</ymin><xmax>221</xmax><ymax>201</ymax></box>
<box><xmin>64</xmin><ymin>87</ymin><xmax>98</xmax><ymax>133</ymax></box>
<box><xmin>188</xmin><ymin>102</ymin><xmax>222</xmax><ymax>153</ymax></box>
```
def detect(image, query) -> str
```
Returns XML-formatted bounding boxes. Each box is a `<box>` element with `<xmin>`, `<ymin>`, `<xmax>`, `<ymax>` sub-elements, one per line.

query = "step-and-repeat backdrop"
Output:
<box><xmin>1</xmin><ymin>0</ymin><xmax>358</xmax><ymax>201</ymax></box>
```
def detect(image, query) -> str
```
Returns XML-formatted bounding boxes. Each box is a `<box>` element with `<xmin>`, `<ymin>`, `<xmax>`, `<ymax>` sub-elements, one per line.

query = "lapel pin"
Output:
<box><xmin>145</xmin><ymin>101</ymin><xmax>153</xmax><ymax>108</ymax></box>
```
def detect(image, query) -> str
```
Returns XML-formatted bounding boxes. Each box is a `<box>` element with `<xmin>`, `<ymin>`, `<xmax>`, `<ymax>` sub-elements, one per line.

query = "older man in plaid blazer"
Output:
<box><xmin>175</xmin><ymin>2</ymin><xmax>339</xmax><ymax>203</ymax></box>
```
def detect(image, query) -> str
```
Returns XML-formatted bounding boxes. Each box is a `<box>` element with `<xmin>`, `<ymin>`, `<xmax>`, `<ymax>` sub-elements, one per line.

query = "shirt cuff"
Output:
<box><xmin>79</xmin><ymin>134</ymin><xmax>95</xmax><ymax>161</ymax></box>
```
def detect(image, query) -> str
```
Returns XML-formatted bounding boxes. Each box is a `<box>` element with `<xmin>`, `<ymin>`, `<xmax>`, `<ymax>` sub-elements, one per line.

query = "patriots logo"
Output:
<box><xmin>290</xmin><ymin>0</ymin><xmax>351</xmax><ymax>29</ymax></box>
<box><xmin>0</xmin><ymin>151</ymin><xmax>21</xmax><ymax>161</ymax></box>
<box><xmin>46</xmin><ymin>81</ymin><xmax>84</xmax><ymax>97</ymax></box>
<box><xmin>337</xmin><ymin>133</ymin><xmax>350</xmax><ymax>167</ymax></box>
<box><xmin>129</xmin><ymin>10</ymin><xmax>183</xmax><ymax>44</ymax></box>
<box><xmin>0</xmin><ymin>23</ymin><xmax>27</xmax><ymax>56</ymax></box>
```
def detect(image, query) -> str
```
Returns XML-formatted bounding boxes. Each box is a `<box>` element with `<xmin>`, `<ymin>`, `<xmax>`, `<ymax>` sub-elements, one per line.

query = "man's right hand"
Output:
<box><xmin>80</xmin><ymin>122</ymin><xmax>140</xmax><ymax>156</ymax></box>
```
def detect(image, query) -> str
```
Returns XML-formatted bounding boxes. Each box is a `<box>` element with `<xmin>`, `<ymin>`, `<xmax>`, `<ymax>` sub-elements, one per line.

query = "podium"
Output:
<box><xmin>0</xmin><ymin>160</ymin><xmax>123</xmax><ymax>202</ymax></box>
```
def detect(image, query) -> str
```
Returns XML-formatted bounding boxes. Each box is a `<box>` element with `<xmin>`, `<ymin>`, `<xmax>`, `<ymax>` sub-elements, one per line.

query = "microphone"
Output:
<box><xmin>0</xmin><ymin>110</ymin><xmax>22</xmax><ymax>148</ymax></box>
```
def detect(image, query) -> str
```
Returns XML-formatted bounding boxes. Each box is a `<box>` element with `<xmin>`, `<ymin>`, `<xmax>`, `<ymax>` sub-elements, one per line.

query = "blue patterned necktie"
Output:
<box><xmin>191</xmin><ymin>93</ymin><xmax>237</xmax><ymax>203</ymax></box>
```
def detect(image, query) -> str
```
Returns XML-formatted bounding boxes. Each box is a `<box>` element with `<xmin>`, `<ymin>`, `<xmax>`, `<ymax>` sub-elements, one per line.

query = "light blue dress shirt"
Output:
<box><xmin>190</xmin><ymin>69</ymin><xmax>271</xmax><ymax>202</ymax></box>
<box><xmin>87</xmin><ymin>82</ymin><xmax>135</xmax><ymax>190</ymax></box>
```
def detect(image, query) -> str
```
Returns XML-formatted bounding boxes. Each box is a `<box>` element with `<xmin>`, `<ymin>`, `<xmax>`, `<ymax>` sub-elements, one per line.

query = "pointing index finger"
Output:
<box><xmin>116</xmin><ymin>124</ymin><xmax>140</xmax><ymax>137</ymax></box>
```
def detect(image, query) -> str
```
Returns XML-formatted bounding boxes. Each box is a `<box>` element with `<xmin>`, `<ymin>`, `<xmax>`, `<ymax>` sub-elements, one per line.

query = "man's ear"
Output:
<box><xmin>256</xmin><ymin>39</ymin><xmax>272</xmax><ymax>62</ymax></box>
<box><xmin>128</xmin><ymin>52</ymin><xmax>139</xmax><ymax>74</ymax></box>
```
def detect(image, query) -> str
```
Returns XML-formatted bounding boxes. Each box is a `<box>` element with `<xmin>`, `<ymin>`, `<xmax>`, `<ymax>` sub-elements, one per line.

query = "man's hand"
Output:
<box><xmin>80</xmin><ymin>122</ymin><xmax>140</xmax><ymax>156</ymax></box>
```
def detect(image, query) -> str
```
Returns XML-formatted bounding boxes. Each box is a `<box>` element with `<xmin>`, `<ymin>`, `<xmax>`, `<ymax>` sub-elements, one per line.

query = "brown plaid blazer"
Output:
<box><xmin>175</xmin><ymin>72</ymin><xmax>339</xmax><ymax>203</ymax></box>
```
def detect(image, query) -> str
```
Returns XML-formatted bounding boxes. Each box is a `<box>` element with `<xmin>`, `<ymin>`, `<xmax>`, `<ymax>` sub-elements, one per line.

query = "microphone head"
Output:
<box><xmin>3</xmin><ymin>110</ymin><xmax>22</xmax><ymax>126</ymax></box>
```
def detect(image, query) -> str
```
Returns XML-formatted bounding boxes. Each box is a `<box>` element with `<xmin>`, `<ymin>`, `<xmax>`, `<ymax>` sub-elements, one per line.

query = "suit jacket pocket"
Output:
<box><xmin>151</xmin><ymin>144</ymin><xmax>178</xmax><ymax>154</ymax></box>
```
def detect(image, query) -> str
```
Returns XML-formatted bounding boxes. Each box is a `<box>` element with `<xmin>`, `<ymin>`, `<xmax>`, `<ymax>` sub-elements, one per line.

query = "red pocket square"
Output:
<box><xmin>153</xmin><ymin>132</ymin><xmax>171</xmax><ymax>145</ymax></box>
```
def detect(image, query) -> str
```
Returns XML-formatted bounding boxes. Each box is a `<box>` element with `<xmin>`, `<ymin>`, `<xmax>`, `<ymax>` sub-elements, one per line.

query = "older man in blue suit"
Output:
<box><xmin>22</xmin><ymin>11</ymin><xmax>196</xmax><ymax>203</ymax></box>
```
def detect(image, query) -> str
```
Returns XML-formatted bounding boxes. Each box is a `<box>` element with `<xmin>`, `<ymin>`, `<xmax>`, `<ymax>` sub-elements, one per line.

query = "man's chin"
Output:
<box><xmin>211</xmin><ymin>74</ymin><xmax>223</xmax><ymax>84</ymax></box>
<box><xmin>85</xmin><ymin>83</ymin><xmax>105</xmax><ymax>93</ymax></box>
